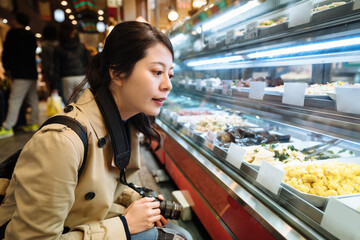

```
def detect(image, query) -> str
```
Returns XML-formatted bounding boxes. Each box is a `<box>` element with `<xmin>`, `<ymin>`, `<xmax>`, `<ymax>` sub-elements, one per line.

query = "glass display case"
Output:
<box><xmin>154</xmin><ymin>1</ymin><xmax>360</xmax><ymax>239</ymax></box>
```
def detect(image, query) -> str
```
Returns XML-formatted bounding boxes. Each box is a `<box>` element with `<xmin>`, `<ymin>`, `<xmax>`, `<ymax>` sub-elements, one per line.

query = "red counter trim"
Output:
<box><xmin>161</xmin><ymin>134</ymin><xmax>275</xmax><ymax>240</ymax></box>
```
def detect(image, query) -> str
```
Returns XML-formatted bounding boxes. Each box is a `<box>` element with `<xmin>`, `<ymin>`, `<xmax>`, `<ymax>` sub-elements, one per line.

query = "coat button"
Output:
<box><xmin>64</xmin><ymin>105</ymin><xmax>74</xmax><ymax>113</ymax></box>
<box><xmin>62</xmin><ymin>226</ymin><xmax>70</xmax><ymax>234</ymax></box>
<box><xmin>98</xmin><ymin>138</ymin><xmax>106</xmax><ymax>148</ymax></box>
<box><xmin>85</xmin><ymin>192</ymin><xmax>96</xmax><ymax>200</ymax></box>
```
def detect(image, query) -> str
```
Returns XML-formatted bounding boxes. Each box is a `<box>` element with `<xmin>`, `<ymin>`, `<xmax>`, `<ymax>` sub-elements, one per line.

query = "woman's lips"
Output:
<box><xmin>152</xmin><ymin>98</ymin><xmax>166</xmax><ymax>106</ymax></box>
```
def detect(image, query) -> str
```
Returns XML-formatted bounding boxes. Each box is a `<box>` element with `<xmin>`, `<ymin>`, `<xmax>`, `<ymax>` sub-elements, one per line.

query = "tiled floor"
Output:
<box><xmin>0</xmin><ymin>100</ymin><xmax>210</xmax><ymax>239</ymax></box>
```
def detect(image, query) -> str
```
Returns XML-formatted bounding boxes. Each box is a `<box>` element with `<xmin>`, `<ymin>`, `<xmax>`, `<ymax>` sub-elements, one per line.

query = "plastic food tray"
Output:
<box><xmin>282</xmin><ymin>157</ymin><xmax>360</xmax><ymax>207</ymax></box>
<box><xmin>311</xmin><ymin>1</ymin><xmax>354</xmax><ymax>23</ymax></box>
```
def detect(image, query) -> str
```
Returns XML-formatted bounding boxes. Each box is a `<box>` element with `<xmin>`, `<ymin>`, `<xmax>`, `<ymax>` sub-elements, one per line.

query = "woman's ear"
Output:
<box><xmin>109</xmin><ymin>69</ymin><xmax>125</xmax><ymax>87</ymax></box>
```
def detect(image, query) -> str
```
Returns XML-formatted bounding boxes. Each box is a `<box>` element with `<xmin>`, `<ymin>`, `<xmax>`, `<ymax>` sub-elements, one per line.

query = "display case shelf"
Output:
<box><xmin>159</xmin><ymin>0</ymin><xmax>360</xmax><ymax>239</ymax></box>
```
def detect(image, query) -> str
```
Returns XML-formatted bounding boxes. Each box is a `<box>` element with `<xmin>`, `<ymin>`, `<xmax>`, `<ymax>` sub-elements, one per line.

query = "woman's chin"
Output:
<box><xmin>144</xmin><ymin>108</ymin><xmax>161</xmax><ymax>117</ymax></box>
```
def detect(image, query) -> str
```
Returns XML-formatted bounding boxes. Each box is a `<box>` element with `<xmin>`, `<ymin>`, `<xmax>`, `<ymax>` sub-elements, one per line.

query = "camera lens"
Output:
<box><xmin>159</xmin><ymin>200</ymin><xmax>182</xmax><ymax>220</ymax></box>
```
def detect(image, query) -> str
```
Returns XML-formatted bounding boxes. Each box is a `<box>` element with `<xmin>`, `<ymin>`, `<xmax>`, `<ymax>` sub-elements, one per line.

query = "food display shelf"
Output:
<box><xmin>159</xmin><ymin>0</ymin><xmax>360</xmax><ymax>239</ymax></box>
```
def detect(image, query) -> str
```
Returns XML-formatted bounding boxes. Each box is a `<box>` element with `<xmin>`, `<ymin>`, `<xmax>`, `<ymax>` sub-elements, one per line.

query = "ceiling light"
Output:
<box><xmin>65</xmin><ymin>8</ymin><xmax>71</xmax><ymax>14</ymax></box>
<box><xmin>54</xmin><ymin>9</ymin><xmax>65</xmax><ymax>22</ymax></box>
<box><xmin>61</xmin><ymin>1</ymin><xmax>68</xmax><ymax>6</ymax></box>
<box><xmin>168</xmin><ymin>6</ymin><xmax>178</xmax><ymax>22</ymax></box>
<box><xmin>72</xmin><ymin>20</ymin><xmax>77</xmax><ymax>25</ymax></box>
<box><xmin>98</xmin><ymin>10</ymin><xmax>104</xmax><ymax>15</ymax></box>
<box><xmin>69</xmin><ymin>15</ymin><xmax>75</xmax><ymax>20</ymax></box>
<box><xmin>98</xmin><ymin>16</ymin><xmax>104</xmax><ymax>21</ymax></box>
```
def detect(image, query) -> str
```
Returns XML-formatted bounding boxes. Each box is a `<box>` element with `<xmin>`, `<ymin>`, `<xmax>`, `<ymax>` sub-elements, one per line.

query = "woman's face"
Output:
<box><xmin>112</xmin><ymin>43</ymin><xmax>173</xmax><ymax>120</ymax></box>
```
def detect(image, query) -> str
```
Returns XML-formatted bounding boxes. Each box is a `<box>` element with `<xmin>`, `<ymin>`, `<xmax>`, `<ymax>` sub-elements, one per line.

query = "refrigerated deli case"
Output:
<box><xmin>153</xmin><ymin>1</ymin><xmax>360</xmax><ymax>239</ymax></box>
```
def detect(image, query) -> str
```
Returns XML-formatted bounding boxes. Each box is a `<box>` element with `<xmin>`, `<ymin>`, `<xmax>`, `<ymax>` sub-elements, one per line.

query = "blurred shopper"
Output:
<box><xmin>54</xmin><ymin>22</ymin><xmax>90</xmax><ymax>103</ymax></box>
<box><xmin>40</xmin><ymin>24</ymin><xmax>59</xmax><ymax>96</ymax></box>
<box><xmin>0</xmin><ymin>12</ymin><xmax>39</xmax><ymax>138</ymax></box>
<box><xmin>0</xmin><ymin>21</ymin><xmax>192</xmax><ymax>240</ymax></box>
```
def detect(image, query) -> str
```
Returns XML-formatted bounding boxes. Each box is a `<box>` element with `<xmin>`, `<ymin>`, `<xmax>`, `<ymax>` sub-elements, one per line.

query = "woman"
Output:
<box><xmin>0</xmin><ymin>21</ymin><xmax>191</xmax><ymax>240</ymax></box>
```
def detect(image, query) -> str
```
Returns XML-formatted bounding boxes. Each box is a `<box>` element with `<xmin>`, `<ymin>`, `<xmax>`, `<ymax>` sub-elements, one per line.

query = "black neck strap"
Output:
<box><xmin>94</xmin><ymin>87</ymin><xmax>131</xmax><ymax>171</ymax></box>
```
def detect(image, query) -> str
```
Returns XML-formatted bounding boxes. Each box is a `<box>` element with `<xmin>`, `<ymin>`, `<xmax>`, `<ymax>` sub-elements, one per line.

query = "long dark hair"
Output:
<box><xmin>71</xmin><ymin>21</ymin><xmax>174</xmax><ymax>149</ymax></box>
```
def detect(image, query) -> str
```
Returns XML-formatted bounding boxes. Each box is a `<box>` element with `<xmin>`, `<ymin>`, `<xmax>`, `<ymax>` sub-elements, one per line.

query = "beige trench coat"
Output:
<box><xmin>0</xmin><ymin>89</ymin><xmax>142</xmax><ymax>239</ymax></box>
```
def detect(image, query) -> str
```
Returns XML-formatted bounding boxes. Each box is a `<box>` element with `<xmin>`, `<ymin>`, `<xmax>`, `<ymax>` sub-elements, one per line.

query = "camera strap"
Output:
<box><xmin>94</xmin><ymin>87</ymin><xmax>131</xmax><ymax>171</ymax></box>
<box><xmin>94</xmin><ymin>87</ymin><xmax>154</xmax><ymax>197</ymax></box>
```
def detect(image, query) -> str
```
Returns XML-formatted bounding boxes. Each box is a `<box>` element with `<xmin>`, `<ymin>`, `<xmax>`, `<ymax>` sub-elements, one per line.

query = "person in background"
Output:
<box><xmin>0</xmin><ymin>21</ymin><xmax>192</xmax><ymax>240</ymax></box>
<box><xmin>40</xmin><ymin>24</ymin><xmax>59</xmax><ymax>97</ymax></box>
<box><xmin>54</xmin><ymin>22</ymin><xmax>90</xmax><ymax>104</ymax></box>
<box><xmin>0</xmin><ymin>12</ymin><xmax>39</xmax><ymax>138</ymax></box>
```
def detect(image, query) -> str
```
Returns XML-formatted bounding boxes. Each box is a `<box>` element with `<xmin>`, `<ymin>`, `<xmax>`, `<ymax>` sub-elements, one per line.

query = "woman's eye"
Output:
<box><xmin>154</xmin><ymin>71</ymin><xmax>162</xmax><ymax>76</ymax></box>
<box><xmin>169</xmin><ymin>75</ymin><xmax>174</xmax><ymax>79</ymax></box>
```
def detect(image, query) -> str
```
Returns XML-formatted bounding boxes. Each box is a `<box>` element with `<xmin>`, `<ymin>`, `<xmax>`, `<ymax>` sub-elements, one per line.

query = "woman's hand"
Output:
<box><xmin>155</xmin><ymin>194</ymin><xmax>168</xmax><ymax>227</ymax></box>
<box><xmin>122</xmin><ymin>197</ymin><xmax>162</xmax><ymax>234</ymax></box>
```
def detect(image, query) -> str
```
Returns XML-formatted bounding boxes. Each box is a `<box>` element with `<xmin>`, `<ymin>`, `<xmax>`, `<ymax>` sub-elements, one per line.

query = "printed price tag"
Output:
<box><xmin>196</xmin><ymin>79</ymin><xmax>202</xmax><ymax>91</ymax></box>
<box><xmin>209</xmin><ymin>35</ymin><xmax>217</xmax><ymax>49</ymax></box>
<box><xmin>185</xmin><ymin>78</ymin><xmax>190</xmax><ymax>89</ymax></box>
<box><xmin>354</xmin><ymin>0</ymin><xmax>360</xmax><ymax>10</ymax></box>
<box><xmin>204</xmin><ymin>139</ymin><xmax>214</xmax><ymax>150</ymax></box>
<box><xmin>288</xmin><ymin>1</ymin><xmax>311</xmax><ymax>28</ymax></box>
<box><xmin>321</xmin><ymin>197</ymin><xmax>360</xmax><ymax>240</ymax></box>
<box><xmin>249</xmin><ymin>81</ymin><xmax>266</xmax><ymax>100</ymax></box>
<box><xmin>204</xmin><ymin>131</ymin><xmax>216</xmax><ymax>150</ymax></box>
<box><xmin>252</xmin><ymin>72</ymin><xmax>267</xmax><ymax>79</ymax></box>
<box><xmin>225</xmin><ymin>143</ymin><xmax>247</xmax><ymax>168</ymax></box>
<box><xmin>181</xmin><ymin>123</ymin><xmax>195</xmax><ymax>138</ymax></box>
<box><xmin>225</xmin><ymin>29</ymin><xmax>235</xmax><ymax>45</ymax></box>
<box><xmin>206</xmin><ymin>79</ymin><xmax>214</xmax><ymax>92</ymax></box>
<box><xmin>222</xmin><ymin>80</ymin><xmax>232</xmax><ymax>95</ymax></box>
<box><xmin>335</xmin><ymin>87</ymin><xmax>360</xmax><ymax>115</ymax></box>
<box><xmin>282</xmin><ymin>82</ymin><xmax>307</xmax><ymax>106</ymax></box>
<box><xmin>245</xmin><ymin>22</ymin><xmax>258</xmax><ymax>40</ymax></box>
<box><xmin>256</xmin><ymin>161</ymin><xmax>284</xmax><ymax>195</ymax></box>
<box><xmin>170</xmin><ymin>112</ymin><xmax>178</xmax><ymax>125</ymax></box>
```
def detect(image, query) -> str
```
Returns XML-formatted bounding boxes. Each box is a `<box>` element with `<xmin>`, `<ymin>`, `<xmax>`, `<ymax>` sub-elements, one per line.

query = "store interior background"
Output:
<box><xmin>0</xmin><ymin>0</ymin><xmax>207</xmax><ymax>63</ymax></box>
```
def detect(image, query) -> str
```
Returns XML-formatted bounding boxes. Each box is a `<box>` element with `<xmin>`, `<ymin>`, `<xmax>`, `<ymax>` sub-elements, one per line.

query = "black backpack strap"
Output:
<box><xmin>40</xmin><ymin>115</ymin><xmax>88</xmax><ymax>178</ymax></box>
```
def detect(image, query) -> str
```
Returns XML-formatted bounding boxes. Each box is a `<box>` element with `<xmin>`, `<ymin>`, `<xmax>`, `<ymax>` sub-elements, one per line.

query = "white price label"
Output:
<box><xmin>196</xmin><ymin>79</ymin><xmax>202</xmax><ymax>91</ymax></box>
<box><xmin>282</xmin><ymin>82</ymin><xmax>307</xmax><ymax>106</ymax></box>
<box><xmin>245</xmin><ymin>22</ymin><xmax>258</xmax><ymax>40</ymax></box>
<box><xmin>222</xmin><ymin>80</ymin><xmax>232</xmax><ymax>95</ymax></box>
<box><xmin>321</xmin><ymin>197</ymin><xmax>360</xmax><ymax>240</ymax></box>
<box><xmin>354</xmin><ymin>0</ymin><xmax>360</xmax><ymax>10</ymax></box>
<box><xmin>288</xmin><ymin>1</ymin><xmax>311</xmax><ymax>28</ymax></box>
<box><xmin>185</xmin><ymin>78</ymin><xmax>190</xmax><ymax>89</ymax></box>
<box><xmin>209</xmin><ymin>35</ymin><xmax>217</xmax><ymax>49</ymax></box>
<box><xmin>225</xmin><ymin>143</ymin><xmax>247</xmax><ymax>168</ymax></box>
<box><xmin>225</xmin><ymin>29</ymin><xmax>235</xmax><ymax>45</ymax></box>
<box><xmin>206</xmin><ymin>80</ymin><xmax>214</xmax><ymax>92</ymax></box>
<box><xmin>249</xmin><ymin>81</ymin><xmax>266</xmax><ymax>100</ymax></box>
<box><xmin>171</xmin><ymin>113</ymin><xmax>178</xmax><ymax>125</ymax></box>
<box><xmin>256</xmin><ymin>161</ymin><xmax>284</xmax><ymax>195</ymax></box>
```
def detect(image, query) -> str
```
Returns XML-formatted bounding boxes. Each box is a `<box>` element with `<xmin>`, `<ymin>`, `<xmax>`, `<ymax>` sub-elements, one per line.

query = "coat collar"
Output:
<box><xmin>75</xmin><ymin>88</ymin><xmax>108</xmax><ymax>140</ymax></box>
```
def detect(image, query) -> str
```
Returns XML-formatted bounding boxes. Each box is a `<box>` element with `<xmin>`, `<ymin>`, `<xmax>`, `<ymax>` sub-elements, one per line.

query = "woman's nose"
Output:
<box><xmin>161</xmin><ymin>75</ymin><xmax>172</xmax><ymax>92</ymax></box>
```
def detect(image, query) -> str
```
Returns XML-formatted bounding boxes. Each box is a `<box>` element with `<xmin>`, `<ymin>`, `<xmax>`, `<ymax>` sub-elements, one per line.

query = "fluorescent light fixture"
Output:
<box><xmin>197</xmin><ymin>1</ymin><xmax>260</xmax><ymax>32</ymax></box>
<box><xmin>170</xmin><ymin>33</ymin><xmax>187</xmax><ymax>46</ymax></box>
<box><xmin>248</xmin><ymin>36</ymin><xmax>360</xmax><ymax>59</ymax></box>
<box><xmin>187</xmin><ymin>55</ymin><xmax>243</xmax><ymax>67</ymax></box>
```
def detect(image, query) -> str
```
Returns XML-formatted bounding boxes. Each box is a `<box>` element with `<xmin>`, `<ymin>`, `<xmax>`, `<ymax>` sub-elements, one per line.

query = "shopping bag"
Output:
<box><xmin>46</xmin><ymin>92</ymin><xmax>63</xmax><ymax>116</ymax></box>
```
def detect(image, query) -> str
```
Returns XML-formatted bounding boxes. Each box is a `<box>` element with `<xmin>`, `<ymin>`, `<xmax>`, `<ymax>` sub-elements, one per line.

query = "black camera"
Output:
<box><xmin>141</xmin><ymin>188</ymin><xmax>183</xmax><ymax>220</ymax></box>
